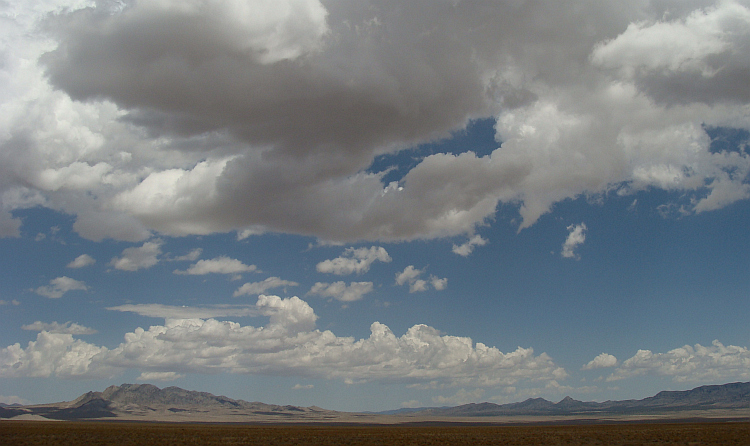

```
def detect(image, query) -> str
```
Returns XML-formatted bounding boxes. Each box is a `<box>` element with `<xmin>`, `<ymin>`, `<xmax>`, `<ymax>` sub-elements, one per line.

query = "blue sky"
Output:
<box><xmin>1</xmin><ymin>0</ymin><xmax>750</xmax><ymax>411</ymax></box>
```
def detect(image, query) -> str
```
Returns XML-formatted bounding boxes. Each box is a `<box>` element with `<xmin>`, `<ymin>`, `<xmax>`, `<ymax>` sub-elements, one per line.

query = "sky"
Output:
<box><xmin>1</xmin><ymin>0</ymin><xmax>750</xmax><ymax>412</ymax></box>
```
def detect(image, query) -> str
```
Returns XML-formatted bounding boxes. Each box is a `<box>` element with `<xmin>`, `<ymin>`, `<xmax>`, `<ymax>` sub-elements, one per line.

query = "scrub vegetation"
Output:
<box><xmin>2</xmin><ymin>421</ymin><xmax>750</xmax><ymax>446</ymax></box>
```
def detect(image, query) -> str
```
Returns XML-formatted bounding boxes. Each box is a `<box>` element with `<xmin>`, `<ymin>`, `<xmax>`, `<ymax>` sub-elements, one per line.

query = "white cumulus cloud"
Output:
<box><xmin>452</xmin><ymin>235</ymin><xmax>489</xmax><ymax>257</ymax></box>
<box><xmin>395</xmin><ymin>266</ymin><xmax>447</xmax><ymax>293</ymax></box>
<box><xmin>110</xmin><ymin>240</ymin><xmax>163</xmax><ymax>271</ymax></box>
<box><xmin>67</xmin><ymin>254</ymin><xmax>95</xmax><ymax>268</ymax></box>
<box><xmin>561</xmin><ymin>223</ymin><xmax>587</xmax><ymax>259</ymax></box>
<box><xmin>174</xmin><ymin>256</ymin><xmax>257</xmax><ymax>275</ymax></box>
<box><xmin>1</xmin><ymin>295</ymin><xmax>565</xmax><ymax>389</ymax></box>
<box><xmin>316</xmin><ymin>246</ymin><xmax>391</xmax><ymax>275</ymax></box>
<box><xmin>34</xmin><ymin>276</ymin><xmax>88</xmax><ymax>299</ymax></box>
<box><xmin>608</xmin><ymin>340</ymin><xmax>750</xmax><ymax>382</ymax></box>
<box><xmin>308</xmin><ymin>281</ymin><xmax>374</xmax><ymax>302</ymax></box>
<box><xmin>582</xmin><ymin>353</ymin><xmax>618</xmax><ymax>370</ymax></box>
<box><xmin>21</xmin><ymin>321</ymin><xmax>97</xmax><ymax>335</ymax></box>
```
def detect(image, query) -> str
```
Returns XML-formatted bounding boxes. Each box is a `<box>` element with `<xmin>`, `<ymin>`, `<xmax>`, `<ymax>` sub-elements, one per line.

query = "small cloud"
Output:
<box><xmin>34</xmin><ymin>276</ymin><xmax>88</xmax><ymax>299</ymax></box>
<box><xmin>110</xmin><ymin>239</ymin><xmax>163</xmax><ymax>271</ymax></box>
<box><xmin>292</xmin><ymin>384</ymin><xmax>314</xmax><ymax>390</ymax></box>
<box><xmin>22</xmin><ymin>321</ymin><xmax>97</xmax><ymax>335</ymax></box>
<box><xmin>396</xmin><ymin>266</ymin><xmax>447</xmax><ymax>293</ymax></box>
<box><xmin>309</xmin><ymin>281</ymin><xmax>373</xmax><ymax>302</ymax></box>
<box><xmin>0</xmin><ymin>299</ymin><xmax>20</xmax><ymax>306</ymax></box>
<box><xmin>400</xmin><ymin>400</ymin><xmax>422</xmax><ymax>408</ymax></box>
<box><xmin>395</xmin><ymin>265</ymin><xmax>423</xmax><ymax>286</ymax></box>
<box><xmin>561</xmin><ymin>223</ymin><xmax>587</xmax><ymax>259</ymax></box>
<box><xmin>35</xmin><ymin>233</ymin><xmax>46</xmax><ymax>242</ymax></box>
<box><xmin>234</xmin><ymin>277</ymin><xmax>299</xmax><ymax>297</ymax></box>
<box><xmin>432</xmin><ymin>388</ymin><xmax>484</xmax><ymax>406</ymax></box>
<box><xmin>0</xmin><ymin>395</ymin><xmax>31</xmax><ymax>406</ymax></box>
<box><xmin>170</xmin><ymin>248</ymin><xmax>203</xmax><ymax>262</ymax></box>
<box><xmin>316</xmin><ymin>246</ymin><xmax>391</xmax><ymax>275</ymax></box>
<box><xmin>137</xmin><ymin>371</ymin><xmax>184</xmax><ymax>382</ymax></box>
<box><xmin>174</xmin><ymin>256</ymin><xmax>257</xmax><ymax>276</ymax></box>
<box><xmin>107</xmin><ymin>303</ymin><xmax>258</xmax><ymax>319</ymax></box>
<box><xmin>582</xmin><ymin>353</ymin><xmax>618</xmax><ymax>370</ymax></box>
<box><xmin>237</xmin><ymin>226</ymin><xmax>265</xmax><ymax>240</ymax></box>
<box><xmin>67</xmin><ymin>254</ymin><xmax>95</xmax><ymax>268</ymax></box>
<box><xmin>430</xmin><ymin>275</ymin><xmax>448</xmax><ymax>290</ymax></box>
<box><xmin>452</xmin><ymin>235</ymin><xmax>488</xmax><ymax>257</ymax></box>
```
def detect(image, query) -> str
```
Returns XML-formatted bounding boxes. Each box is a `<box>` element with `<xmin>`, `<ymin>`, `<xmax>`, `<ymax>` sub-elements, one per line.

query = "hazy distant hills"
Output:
<box><xmin>410</xmin><ymin>382</ymin><xmax>750</xmax><ymax>417</ymax></box>
<box><xmin>2</xmin><ymin>381</ymin><xmax>750</xmax><ymax>422</ymax></box>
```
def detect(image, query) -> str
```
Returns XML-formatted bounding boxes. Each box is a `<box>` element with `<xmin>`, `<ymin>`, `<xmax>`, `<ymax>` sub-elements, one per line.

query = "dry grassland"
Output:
<box><xmin>2</xmin><ymin>420</ymin><xmax>749</xmax><ymax>445</ymax></box>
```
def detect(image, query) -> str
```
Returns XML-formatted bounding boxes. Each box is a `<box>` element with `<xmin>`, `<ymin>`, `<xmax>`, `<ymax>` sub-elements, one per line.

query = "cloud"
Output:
<box><xmin>395</xmin><ymin>266</ymin><xmax>447</xmax><ymax>293</ymax></box>
<box><xmin>107</xmin><ymin>304</ymin><xmax>259</xmax><ymax>320</ymax></box>
<box><xmin>2</xmin><ymin>296</ymin><xmax>565</xmax><ymax>388</ymax></box>
<box><xmin>452</xmin><ymin>235</ymin><xmax>489</xmax><ymax>257</ymax></box>
<box><xmin>308</xmin><ymin>281</ymin><xmax>374</xmax><ymax>302</ymax></box>
<box><xmin>561</xmin><ymin>223</ymin><xmax>587</xmax><ymax>259</ymax></box>
<box><xmin>234</xmin><ymin>277</ymin><xmax>299</xmax><ymax>297</ymax></box>
<box><xmin>137</xmin><ymin>371</ymin><xmax>184</xmax><ymax>382</ymax></box>
<box><xmin>395</xmin><ymin>265</ymin><xmax>423</xmax><ymax>286</ymax></box>
<box><xmin>0</xmin><ymin>300</ymin><xmax>20</xmax><ymax>306</ymax></box>
<box><xmin>316</xmin><ymin>247</ymin><xmax>391</xmax><ymax>275</ymax></box>
<box><xmin>292</xmin><ymin>384</ymin><xmax>314</xmax><ymax>390</ymax></box>
<box><xmin>170</xmin><ymin>248</ymin><xmax>203</xmax><ymax>262</ymax></box>
<box><xmin>34</xmin><ymin>276</ymin><xmax>88</xmax><ymax>299</ymax></box>
<box><xmin>432</xmin><ymin>388</ymin><xmax>485</xmax><ymax>406</ymax></box>
<box><xmin>608</xmin><ymin>340</ymin><xmax>750</xmax><ymax>382</ymax></box>
<box><xmin>1</xmin><ymin>1</ymin><xmax>749</xmax><ymax>244</ymax></box>
<box><xmin>0</xmin><ymin>395</ymin><xmax>31</xmax><ymax>406</ymax></box>
<box><xmin>67</xmin><ymin>254</ymin><xmax>95</xmax><ymax>268</ymax></box>
<box><xmin>174</xmin><ymin>256</ymin><xmax>257</xmax><ymax>275</ymax></box>
<box><xmin>582</xmin><ymin>353</ymin><xmax>618</xmax><ymax>370</ymax></box>
<box><xmin>21</xmin><ymin>321</ymin><xmax>97</xmax><ymax>335</ymax></box>
<box><xmin>110</xmin><ymin>240</ymin><xmax>163</xmax><ymax>271</ymax></box>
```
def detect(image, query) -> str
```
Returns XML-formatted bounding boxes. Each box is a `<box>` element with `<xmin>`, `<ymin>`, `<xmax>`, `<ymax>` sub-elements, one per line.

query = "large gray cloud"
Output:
<box><xmin>1</xmin><ymin>0</ymin><xmax>748</xmax><ymax>242</ymax></box>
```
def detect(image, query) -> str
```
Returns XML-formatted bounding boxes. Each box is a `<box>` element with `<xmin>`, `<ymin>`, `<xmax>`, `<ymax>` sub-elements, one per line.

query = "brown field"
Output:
<box><xmin>2</xmin><ymin>421</ymin><xmax>750</xmax><ymax>446</ymax></box>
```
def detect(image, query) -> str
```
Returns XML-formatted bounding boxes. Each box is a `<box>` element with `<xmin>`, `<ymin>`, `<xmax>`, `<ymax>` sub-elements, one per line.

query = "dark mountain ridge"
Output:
<box><xmin>2</xmin><ymin>381</ymin><xmax>749</xmax><ymax>421</ymax></box>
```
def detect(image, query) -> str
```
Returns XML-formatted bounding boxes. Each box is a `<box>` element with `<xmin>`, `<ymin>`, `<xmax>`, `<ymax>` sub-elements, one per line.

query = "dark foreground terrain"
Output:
<box><xmin>2</xmin><ymin>421</ymin><xmax>750</xmax><ymax>446</ymax></box>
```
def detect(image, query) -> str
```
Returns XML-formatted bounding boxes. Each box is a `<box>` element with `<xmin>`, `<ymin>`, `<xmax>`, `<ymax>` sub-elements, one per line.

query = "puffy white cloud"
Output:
<box><xmin>2</xmin><ymin>296</ymin><xmax>565</xmax><ymax>388</ymax></box>
<box><xmin>0</xmin><ymin>331</ymin><xmax>113</xmax><ymax>378</ymax></box>
<box><xmin>608</xmin><ymin>340</ymin><xmax>750</xmax><ymax>382</ymax></box>
<box><xmin>316</xmin><ymin>246</ymin><xmax>391</xmax><ymax>275</ymax></box>
<box><xmin>430</xmin><ymin>276</ymin><xmax>448</xmax><ymax>291</ymax></box>
<box><xmin>1</xmin><ymin>0</ymin><xmax>748</xmax><ymax>244</ymax></box>
<box><xmin>174</xmin><ymin>256</ymin><xmax>257</xmax><ymax>275</ymax></box>
<box><xmin>582</xmin><ymin>353</ymin><xmax>618</xmax><ymax>370</ymax></box>
<box><xmin>110</xmin><ymin>240</ymin><xmax>163</xmax><ymax>271</ymax></box>
<box><xmin>67</xmin><ymin>253</ymin><xmax>95</xmax><ymax>268</ymax></box>
<box><xmin>308</xmin><ymin>281</ymin><xmax>373</xmax><ymax>302</ymax></box>
<box><xmin>561</xmin><ymin>223</ymin><xmax>587</xmax><ymax>259</ymax></box>
<box><xmin>395</xmin><ymin>265</ymin><xmax>447</xmax><ymax>293</ymax></box>
<box><xmin>452</xmin><ymin>235</ymin><xmax>489</xmax><ymax>257</ymax></box>
<box><xmin>395</xmin><ymin>265</ymin><xmax>422</xmax><ymax>286</ymax></box>
<box><xmin>34</xmin><ymin>276</ymin><xmax>88</xmax><ymax>298</ymax></box>
<box><xmin>21</xmin><ymin>321</ymin><xmax>97</xmax><ymax>335</ymax></box>
<box><xmin>234</xmin><ymin>277</ymin><xmax>299</xmax><ymax>297</ymax></box>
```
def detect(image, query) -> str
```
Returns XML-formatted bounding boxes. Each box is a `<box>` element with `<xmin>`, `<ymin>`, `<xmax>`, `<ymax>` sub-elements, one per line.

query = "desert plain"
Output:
<box><xmin>3</xmin><ymin>420</ymin><xmax>750</xmax><ymax>446</ymax></box>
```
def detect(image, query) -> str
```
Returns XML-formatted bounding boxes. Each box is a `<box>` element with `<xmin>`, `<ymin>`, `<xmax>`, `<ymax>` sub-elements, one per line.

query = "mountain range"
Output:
<box><xmin>2</xmin><ymin>381</ymin><xmax>749</xmax><ymax>422</ymax></box>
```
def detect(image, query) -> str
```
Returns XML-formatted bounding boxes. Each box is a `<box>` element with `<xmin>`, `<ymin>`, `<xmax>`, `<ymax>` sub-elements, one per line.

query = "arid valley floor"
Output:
<box><xmin>3</xmin><ymin>420</ymin><xmax>750</xmax><ymax>446</ymax></box>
